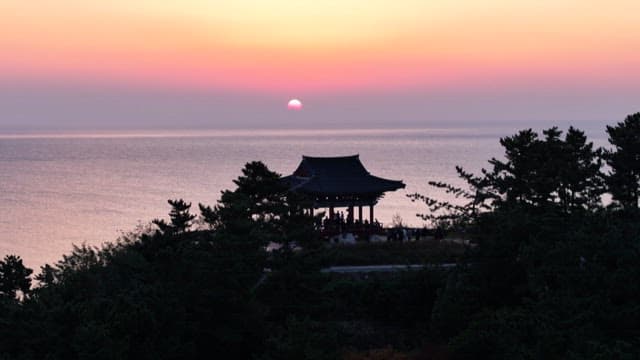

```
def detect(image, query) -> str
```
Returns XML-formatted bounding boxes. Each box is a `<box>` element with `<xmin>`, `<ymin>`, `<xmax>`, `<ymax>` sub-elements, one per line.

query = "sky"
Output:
<box><xmin>1</xmin><ymin>1</ymin><xmax>639</xmax><ymax>132</ymax></box>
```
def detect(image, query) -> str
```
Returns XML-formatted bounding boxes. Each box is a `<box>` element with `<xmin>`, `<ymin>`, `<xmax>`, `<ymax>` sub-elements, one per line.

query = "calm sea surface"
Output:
<box><xmin>1</xmin><ymin>128</ymin><xmax>514</xmax><ymax>269</ymax></box>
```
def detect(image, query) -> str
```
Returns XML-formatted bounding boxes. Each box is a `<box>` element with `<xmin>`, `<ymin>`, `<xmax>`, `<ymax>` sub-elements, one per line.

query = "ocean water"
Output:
<box><xmin>0</xmin><ymin>128</ymin><xmax>511</xmax><ymax>269</ymax></box>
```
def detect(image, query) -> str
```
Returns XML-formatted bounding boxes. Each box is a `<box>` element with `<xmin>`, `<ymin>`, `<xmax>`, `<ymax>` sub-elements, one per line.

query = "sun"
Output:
<box><xmin>287</xmin><ymin>99</ymin><xmax>302</xmax><ymax>110</ymax></box>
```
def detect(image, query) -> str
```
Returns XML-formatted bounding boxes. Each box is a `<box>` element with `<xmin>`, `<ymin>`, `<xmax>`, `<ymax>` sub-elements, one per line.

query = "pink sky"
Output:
<box><xmin>1</xmin><ymin>1</ymin><xmax>639</xmax><ymax>130</ymax></box>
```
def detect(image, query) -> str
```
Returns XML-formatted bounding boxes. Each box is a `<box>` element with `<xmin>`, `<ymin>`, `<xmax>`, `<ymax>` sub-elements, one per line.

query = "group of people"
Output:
<box><xmin>314</xmin><ymin>210</ymin><xmax>446</xmax><ymax>243</ymax></box>
<box><xmin>317</xmin><ymin>210</ymin><xmax>381</xmax><ymax>234</ymax></box>
<box><xmin>385</xmin><ymin>226</ymin><xmax>441</xmax><ymax>242</ymax></box>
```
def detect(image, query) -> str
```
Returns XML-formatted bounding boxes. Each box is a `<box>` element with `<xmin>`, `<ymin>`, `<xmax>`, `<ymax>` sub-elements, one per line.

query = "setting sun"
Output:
<box><xmin>287</xmin><ymin>99</ymin><xmax>302</xmax><ymax>110</ymax></box>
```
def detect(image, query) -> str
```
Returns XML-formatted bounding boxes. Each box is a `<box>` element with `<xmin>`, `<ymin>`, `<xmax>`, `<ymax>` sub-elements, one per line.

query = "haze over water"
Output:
<box><xmin>0</xmin><ymin>127</ymin><xmax>520</xmax><ymax>269</ymax></box>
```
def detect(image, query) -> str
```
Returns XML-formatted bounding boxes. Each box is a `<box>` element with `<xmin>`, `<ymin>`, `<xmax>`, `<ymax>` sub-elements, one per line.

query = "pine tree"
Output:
<box><xmin>0</xmin><ymin>255</ymin><xmax>33</xmax><ymax>299</ymax></box>
<box><xmin>153</xmin><ymin>199</ymin><xmax>196</xmax><ymax>234</ymax></box>
<box><xmin>604</xmin><ymin>113</ymin><xmax>640</xmax><ymax>209</ymax></box>
<box><xmin>212</xmin><ymin>161</ymin><xmax>316</xmax><ymax>248</ymax></box>
<box><xmin>487</xmin><ymin>127</ymin><xmax>602</xmax><ymax>211</ymax></box>
<box><xmin>558</xmin><ymin>127</ymin><xmax>603</xmax><ymax>211</ymax></box>
<box><xmin>488</xmin><ymin>129</ymin><xmax>551</xmax><ymax>206</ymax></box>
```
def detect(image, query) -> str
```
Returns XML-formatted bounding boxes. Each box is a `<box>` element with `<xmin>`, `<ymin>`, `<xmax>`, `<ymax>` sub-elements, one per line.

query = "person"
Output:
<box><xmin>434</xmin><ymin>226</ymin><xmax>444</xmax><ymax>240</ymax></box>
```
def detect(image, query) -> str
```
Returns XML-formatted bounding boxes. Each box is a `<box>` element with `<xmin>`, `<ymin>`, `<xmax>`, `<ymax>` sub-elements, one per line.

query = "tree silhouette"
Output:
<box><xmin>0</xmin><ymin>255</ymin><xmax>33</xmax><ymax>299</ymax></box>
<box><xmin>557</xmin><ymin>126</ymin><xmax>603</xmax><ymax>211</ymax></box>
<box><xmin>214</xmin><ymin>162</ymin><xmax>313</xmax><ymax>242</ymax></box>
<box><xmin>153</xmin><ymin>199</ymin><xmax>196</xmax><ymax>234</ymax></box>
<box><xmin>488</xmin><ymin>129</ymin><xmax>547</xmax><ymax>206</ymax></box>
<box><xmin>198</xmin><ymin>203</ymin><xmax>219</xmax><ymax>229</ymax></box>
<box><xmin>486</xmin><ymin>127</ymin><xmax>602</xmax><ymax>211</ymax></box>
<box><xmin>604</xmin><ymin>112</ymin><xmax>640</xmax><ymax>209</ymax></box>
<box><xmin>407</xmin><ymin>166</ymin><xmax>496</xmax><ymax>230</ymax></box>
<box><xmin>202</xmin><ymin>161</ymin><xmax>318</xmax><ymax>264</ymax></box>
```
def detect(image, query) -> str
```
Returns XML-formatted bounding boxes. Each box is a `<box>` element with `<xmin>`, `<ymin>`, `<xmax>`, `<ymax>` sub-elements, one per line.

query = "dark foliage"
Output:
<box><xmin>605</xmin><ymin>112</ymin><xmax>640</xmax><ymax>210</ymax></box>
<box><xmin>0</xmin><ymin>255</ymin><xmax>32</xmax><ymax>300</ymax></box>
<box><xmin>0</xmin><ymin>161</ymin><xmax>339</xmax><ymax>359</ymax></box>
<box><xmin>487</xmin><ymin>126</ymin><xmax>603</xmax><ymax>211</ymax></box>
<box><xmin>413</xmin><ymin>119</ymin><xmax>640</xmax><ymax>358</ymax></box>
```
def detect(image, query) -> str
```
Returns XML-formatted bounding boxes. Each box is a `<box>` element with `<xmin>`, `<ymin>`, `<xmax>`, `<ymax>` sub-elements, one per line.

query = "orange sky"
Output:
<box><xmin>2</xmin><ymin>1</ymin><xmax>640</xmax><ymax>94</ymax></box>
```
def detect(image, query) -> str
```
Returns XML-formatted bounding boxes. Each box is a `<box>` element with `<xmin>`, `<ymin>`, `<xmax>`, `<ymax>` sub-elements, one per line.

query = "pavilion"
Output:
<box><xmin>282</xmin><ymin>155</ymin><xmax>405</xmax><ymax>225</ymax></box>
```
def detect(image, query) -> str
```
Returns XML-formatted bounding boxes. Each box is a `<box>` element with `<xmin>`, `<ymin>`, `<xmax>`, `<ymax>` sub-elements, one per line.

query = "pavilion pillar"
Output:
<box><xmin>310</xmin><ymin>207</ymin><xmax>314</xmax><ymax>217</ymax></box>
<box><xmin>369</xmin><ymin>204</ymin><xmax>374</xmax><ymax>224</ymax></box>
<box><xmin>329</xmin><ymin>206</ymin><xmax>335</xmax><ymax>219</ymax></box>
<box><xmin>358</xmin><ymin>205</ymin><xmax>363</xmax><ymax>223</ymax></box>
<box><xmin>348</xmin><ymin>205</ymin><xmax>354</xmax><ymax>224</ymax></box>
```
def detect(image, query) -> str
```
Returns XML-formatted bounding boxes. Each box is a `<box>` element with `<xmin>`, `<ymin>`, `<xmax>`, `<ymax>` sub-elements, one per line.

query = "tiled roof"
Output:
<box><xmin>282</xmin><ymin>155</ymin><xmax>405</xmax><ymax>195</ymax></box>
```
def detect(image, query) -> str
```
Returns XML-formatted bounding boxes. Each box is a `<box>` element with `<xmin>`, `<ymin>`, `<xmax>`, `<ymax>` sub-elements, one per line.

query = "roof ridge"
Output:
<box><xmin>302</xmin><ymin>154</ymin><xmax>359</xmax><ymax>160</ymax></box>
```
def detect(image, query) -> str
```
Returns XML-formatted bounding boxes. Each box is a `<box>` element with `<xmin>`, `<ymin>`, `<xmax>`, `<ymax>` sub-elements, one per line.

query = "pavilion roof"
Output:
<box><xmin>282</xmin><ymin>155</ymin><xmax>405</xmax><ymax>196</ymax></box>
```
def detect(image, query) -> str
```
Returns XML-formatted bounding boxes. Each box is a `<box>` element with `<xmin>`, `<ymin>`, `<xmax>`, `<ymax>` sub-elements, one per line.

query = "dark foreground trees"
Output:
<box><xmin>605</xmin><ymin>112</ymin><xmax>640</xmax><ymax>209</ymax></box>
<box><xmin>485</xmin><ymin>126</ymin><xmax>603</xmax><ymax>211</ymax></box>
<box><xmin>0</xmin><ymin>255</ymin><xmax>32</xmax><ymax>299</ymax></box>
<box><xmin>412</xmin><ymin>115</ymin><xmax>640</xmax><ymax>358</ymax></box>
<box><xmin>0</xmin><ymin>161</ymin><xmax>326</xmax><ymax>360</ymax></box>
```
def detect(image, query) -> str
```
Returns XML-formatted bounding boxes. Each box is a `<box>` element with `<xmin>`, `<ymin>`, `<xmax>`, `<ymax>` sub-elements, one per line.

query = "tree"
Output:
<box><xmin>604</xmin><ymin>112</ymin><xmax>640</xmax><ymax>209</ymax></box>
<box><xmin>487</xmin><ymin>127</ymin><xmax>570</xmax><ymax>207</ymax></box>
<box><xmin>211</xmin><ymin>161</ymin><xmax>317</xmax><ymax>249</ymax></box>
<box><xmin>488</xmin><ymin>129</ymin><xmax>546</xmax><ymax>206</ymax></box>
<box><xmin>198</xmin><ymin>203</ymin><xmax>219</xmax><ymax>229</ymax></box>
<box><xmin>210</xmin><ymin>162</ymin><xmax>288</xmax><ymax>246</ymax></box>
<box><xmin>557</xmin><ymin>126</ymin><xmax>603</xmax><ymax>211</ymax></box>
<box><xmin>407</xmin><ymin>166</ymin><xmax>497</xmax><ymax>231</ymax></box>
<box><xmin>153</xmin><ymin>199</ymin><xmax>196</xmax><ymax>234</ymax></box>
<box><xmin>0</xmin><ymin>255</ymin><xmax>33</xmax><ymax>299</ymax></box>
<box><xmin>486</xmin><ymin>127</ymin><xmax>602</xmax><ymax>211</ymax></box>
<box><xmin>414</xmin><ymin>124</ymin><xmax>638</xmax><ymax>358</ymax></box>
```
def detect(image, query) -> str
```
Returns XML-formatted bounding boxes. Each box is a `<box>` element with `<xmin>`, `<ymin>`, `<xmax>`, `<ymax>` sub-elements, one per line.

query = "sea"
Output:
<box><xmin>0</xmin><ymin>126</ymin><xmax>601</xmax><ymax>270</ymax></box>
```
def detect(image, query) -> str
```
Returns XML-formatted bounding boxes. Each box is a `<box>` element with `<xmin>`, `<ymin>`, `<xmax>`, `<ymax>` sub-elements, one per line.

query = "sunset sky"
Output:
<box><xmin>1</xmin><ymin>1</ymin><xmax>639</xmax><ymax>131</ymax></box>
